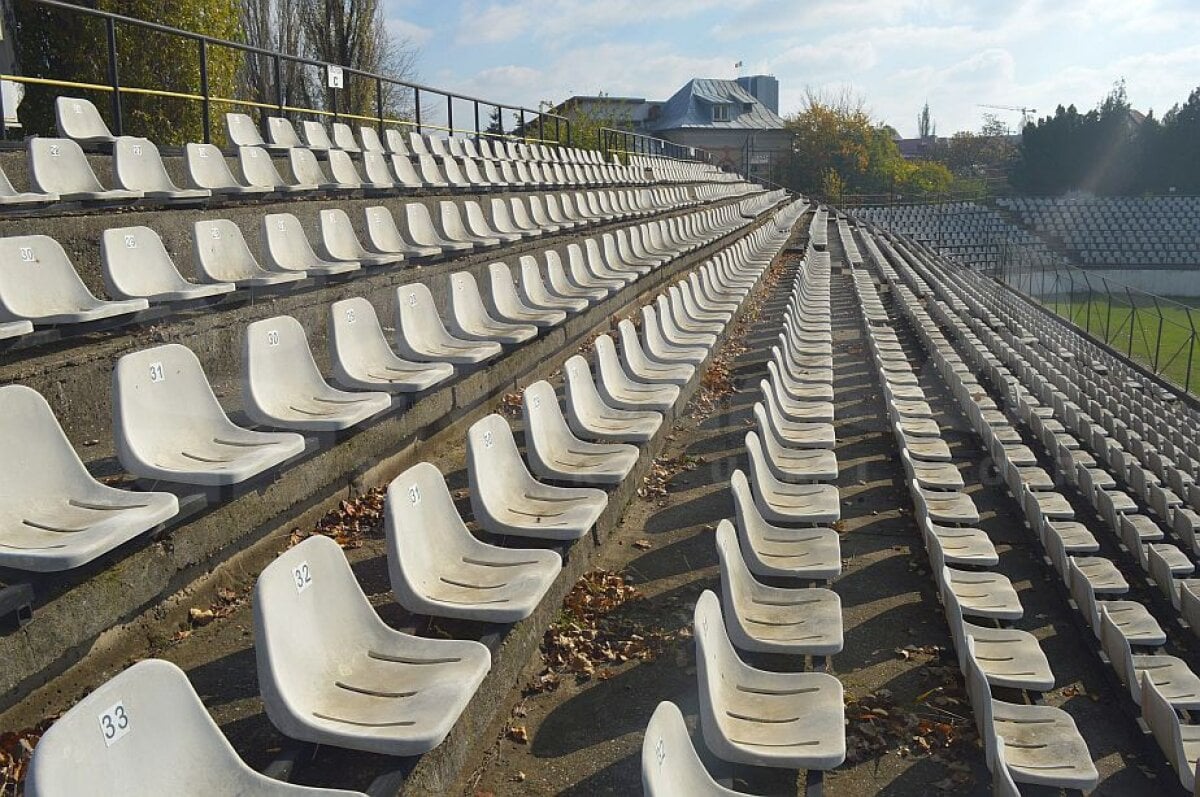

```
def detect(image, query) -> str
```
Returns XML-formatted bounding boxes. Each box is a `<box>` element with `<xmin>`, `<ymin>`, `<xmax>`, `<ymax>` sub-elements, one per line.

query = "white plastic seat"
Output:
<box><xmin>715</xmin><ymin>520</ymin><xmax>842</xmax><ymax>655</ymax></box>
<box><xmin>25</xmin><ymin>659</ymin><xmax>362</xmax><ymax>797</ymax></box>
<box><xmin>192</xmin><ymin>219</ymin><xmax>305</xmax><ymax>288</ymax></box>
<box><xmin>563</xmin><ymin>355</ymin><xmax>661</xmax><ymax>442</ymax></box>
<box><xmin>940</xmin><ymin>577</ymin><xmax>1051</xmax><ymax>691</ymax></box>
<box><xmin>467</xmin><ymin>414</ymin><xmax>607</xmax><ymax>540</ymax></box>
<box><xmin>299</xmin><ymin>120</ymin><xmax>334</xmax><ymax>150</ymax></box>
<box><xmin>364</xmin><ymin>205</ymin><xmax>440</xmax><ymax>260</ymax></box>
<box><xmin>263</xmin><ymin>213</ymin><xmax>360</xmax><ymax>276</ymax></box>
<box><xmin>749</xmin><ymin>413</ymin><xmax>838</xmax><ymax>484</ymax></box>
<box><xmin>394</xmin><ymin>282</ymin><xmax>501</xmax><ymax>364</ymax></box>
<box><xmin>1143</xmin><ymin>677</ymin><xmax>1200</xmax><ymax>793</ymax></box>
<box><xmin>254</xmin><ymin>535</ymin><xmax>490</xmax><ymax>755</ymax></box>
<box><xmin>913</xmin><ymin>485</ymin><xmax>980</xmax><ymax>525</ymax></box>
<box><xmin>642</xmin><ymin>306</ymin><xmax>708</xmax><ymax>366</ymax></box>
<box><xmin>939</xmin><ymin>564</ymin><xmax>1023</xmax><ymax>622</ymax></box>
<box><xmin>518</xmin><ymin>256</ymin><xmax>588</xmax><ymax>314</ymax></box>
<box><xmin>693</xmin><ymin>591</ymin><xmax>845</xmax><ymax>770</ymax></box>
<box><xmin>965</xmin><ymin>638</ymin><xmax>1098</xmax><ymax>791</ymax></box>
<box><xmin>730</xmin><ymin>469</ymin><xmax>840</xmax><ymax>580</ymax></box>
<box><xmin>0</xmin><ymin>163</ymin><xmax>58</xmax><ymax>207</ymax></box>
<box><xmin>331</xmin><ymin>122</ymin><xmax>361</xmax><ymax>152</ymax></box>
<box><xmin>762</xmin><ymin>376</ymin><xmax>833</xmax><ymax>423</ymax></box>
<box><xmin>114</xmin><ymin>344</ymin><xmax>305</xmax><ymax>486</ymax></box>
<box><xmin>743</xmin><ymin>446</ymin><xmax>840</xmax><ymax>525</ymax></box>
<box><xmin>101</xmin><ymin>226</ymin><xmax>234</xmax><ymax>303</ymax></box>
<box><xmin>0</xmin><ymin>385</ymin><xmax>178</xmax><ymax>572</ymax></box>
<box><xmin>899</xmin><ymin>448</ymin><xmax>963</xmax><ymax>491</ymax></box>
<box><xmin>238</xmin><ymin>146</ymin><xmax>315</xmax><ymax>193</ymax></box>
<box><xmin>759</xmin><ymin>397</ymin><xmax>835</xmax><ymax>450</ymax></box>
<box><xmin>327</xmin><ymin>150</ymin><xmax>377</xmax><ymax>192</ymax></box>
<box><xmin>1067</xmin><ymin>557</ymin><xmax>1165</xmax><ymax>643</ymax></box>
<box><xmin>522</xmin><ymin>380</ymin><xmax>637</xmax><ymax>486</ymax></box>
<box><xmin>184</xmin><ymin>143</ymin><xmax>271</xmax><ymax>197</ymax></box>
<box><xmin>287</xmin><ymin>148</ymin><xmax>347</xmax><ymax>191</ymax></box>
<box><xmin>617</xmin><ymin>320</ymin><xmax>695</xmax><ymax>386</ymax></box>
<box><xmin>406</xmin><ymin>202</ymin><xmax>472</xmax><ymax>253</ymax></box>
<box><xmin>384</xmin><ymin>462</ymin><xmax>561</xmax><ymax>622</ymax></box>
<box><xmin>244</xmin><ymin>316</ymin><xmax>391</xmax><ymax>432</ymax></box>
<box><xmin>328</xmin><ymin>297</ymin><xmax>453</xmax><ymax>393</ymax></box>
<box><xmin>448</xmin><ymin>271</ymin><xmax>537</xmax><ymax>345</ymax></box>
<box><xmin>440</xmin><ymin>201</ymin><xmax>500</xmax><ymax>248</ymax></box>
<box><xmin>267</xmin><ymin>116</ymin><xmax>304</xmax><ymax>148</ymax></box>
<box><xmin>593</xmin><ymin>334</ymin><xmax>680</xmax><ymax>411</ymax></box>
<box><xmin>642</xmin><ymin>702</ymin><xmax>747</xmax><ymax>797</ymax></box>
<box><xmin>225</xmin><ymin>112</ymin><xmax>288</xmax><ymax>153</ymax></box>
<box><xmin>54</xmin><ymin>96</ymin><xmax>115</xmax><ymax>144</ymax></box>
<box><xmin>113</xmin><ymin>137</ymin><xmax>210</xmax><ymax>202</ymax></box>
<box><xmin>28</xmin><ymin>137</ymin><xmax>141</xmax><ymax>203</ymax></box>
<box><xmin>485</xmin><ymin>262</ymin><xmax>566</xmax><ymax>328</ymax></box>
<box><xmin>311</xmin><ymin>208</ymin><xmax>397</xmax><ymax>267</ymax></box>
<box><xmin>0</xmin><ymin>234</ymin><xmax>148</xmax><ymax>325</ymax></box>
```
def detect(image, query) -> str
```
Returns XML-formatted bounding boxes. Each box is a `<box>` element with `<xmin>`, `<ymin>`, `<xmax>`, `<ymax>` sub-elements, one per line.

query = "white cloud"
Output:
<box><xmin>387</xmin><ymin>17</ymin><xmax>434</xmax><ymax>47</ymax></box>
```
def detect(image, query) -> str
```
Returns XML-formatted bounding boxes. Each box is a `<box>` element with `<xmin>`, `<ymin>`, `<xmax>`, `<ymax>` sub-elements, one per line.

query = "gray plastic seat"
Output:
<box><xmin>24</xmin><ymin>659</ymin><xmax>362</xmax><ymax>797</ymax></box>
<box><xmin>331</xmin><ymin>123</ymin><xmax>361</xmax><ymax>152</ymax></box>
<box><xmin>642</xmin><ymin>701</ymin><xmax>747</xmax><ymax>797</ymax></box>
<box><xmin>467</xmin><ymin>414</ymin><xmax>607</xmax><ymax>540</ymax></box>
<box><xmin>730</xmin><ymin>469</ymin><xmax>840</xmax><ymax>580</ymax></box>
<box><xmin>113</xmin><ymin>137</ymin><xmax>210</xmax><ymax>202</ymax></box>
<box><xmin>365</xmin><ymin>205</ymin><xmax>441</xmax><ymax>260</ymax></box>
<box><xmin>28</xmin><ymin>137</ymin><xmax>141</xmax><ymax>203</ymax></box>
<box><xmin>715</xmin><ymin>520</ymin><xmax>842</xmax><ymax>655</ymax></box>
<box><xmin>299</xmin><ymin>120</ymin><xmax>334</xmax><ymax>150</ymax></box>
<box><xmin>101</xmin><ymin>226</ymin><xmax>234</xmax><ymax>303</ymax></box>
<box><xmin>184</xmin><ymin>143</ymin><xmax>271</xmax><ymax>197</ymax></box>
<box><xmin>743</xmin><ymin>447</ymin><xmax>840</xmax><ymax>525</ymax></box>
<box><xmin>394</xmin><ymin>282</ymin><xmax>501</xmax><ymax>364</ymax></box>
<box><xmin>441</xmin><ymin>201</ymin><xmax>500</xmax><ymax>248</ymax></box>
<box><xmin>0</xmin><ymin>235</ymin><xmax>148</xmax><ymax>325</ymax></box>
<box><xmin>563</xmin><ymin>355</ymin><xmax>661</xmax><ymax>442</ymax></box>
<box><xmin>1143</xmin><ymin>677</ymin><xmax>1200</xmax><ymax>793</ymax></box>
<box><xmin>238</xmin><ymin>146</ymin><xmax>315</xmax><ymax>193</ymax></box>
<box><xmin>254</xmin><ymin>534</ymin><xmax>490</xmax><ymax>755</ymax></box>
<box><xmin>226</xmin><ymin>111</ymin><xmax>288</xmax><ymax>153</ymax></box>
<box><xmin>54</xmin><ymin>96</ymin><xmax>115</xmax><ymax>144</ymax></box>
<box><xmin>328</xmin><ymin>297</ymin><xmax>453</xmax><ymax>393</ymax></box>
<box><xmin>641</xmin><ymin>306</ymin><xmax>707</xmax><ymax>366</ymax></box>
<box><xmin>693</xmin><ymin>590</ymin><xmax>845</xmax><ymax>770</ymax></box>
<box><xmin>485</xmin><ymin>261</ymin><xmax>566</xmax><ymax>328</ymax></box>
<box><xmin>288</xmin><ymin>148</ymin><xmax>348</xmax><ymax>191</ymax></box>
<box><xmin>263</xmin><ymin>213</ymin><xmax>360</xmax><ymax>276</ymax></box>
<box><xmin>616</xmin><ymin>320</ymin><xmax>694</xmax><ymax>386</ymax></box>
<box><xmin>267</xmin><ymin>116</ymin><xmax>304</xmax><ymax>148</ymax></box>
<box><xmin>192</xmin><ymin>219</ymin><xmax>305</xmax><ymax>288</ymax></box>
<box><xmin>327</xmin><ymin>150</ymin><xmax>378</xmax><ymax>192</ymax></box>
<box><xmin>593</xmin><ymin>334</ymin><xmax>680</xmax><ymax>411</ymax></box>
<box><xmin>1100</xmin><ymin>606</ymin><xmax>1200</xmax><ymax>709</ymax></box>
<box><xmin>938</xmin><ymin>564</ymin><xmax>1023</xmax><ymax>622</ymax></box>
<box><xmin>244</xmin><ymin>315</ymin><xmax>391</xmax><ymax>432</ymax></box>
<box><xmin>448</xmin><ymin>271</ymin><xmax>537</xmax><ymax>344</ymax></box>
<box><xmin>522</xmin><ymin>380</ymin><xmax>638</xmax><ymax>486</ymax></box>
<box><xmin>0</xmin><ymin>385</ymin><xmax>178</xmax><ymax>572</ymax></box>
<box><xmin>114</xmin><ymin>344</ymin><xmax>305</xmax><ymax>486</ymax></box>
<box><xmin>384</xmin><ymin>462</ymin><xmax>561</xmax><ymax>622</ymax></box>
<box><xmin>318</xmin><ymin>208</ymin><xmax>399</xmax><ymax>268</ymax></box>
<box><xmin>913</xmin><ymin>485</ymin><xmax>980</xmax><ymax>525</ymax></box>
<box><xmin>361</xmin><ymin>152</ymin><xmax>399</xmax><ymax>190</ymax></box>
<box><xmin>940</xmin><ymin>576</ymin><xmax>1051</xmax><ymax>691</ymax></box>
<box><xmin>1067</xmin><ymin>557</ymin><xmax>1164</xmax><ymax>643</ymax></box>
<box><xmin>965</xmin><ymin>637</ymin><xmax>1098</xmax><ymax>791</ymax></box>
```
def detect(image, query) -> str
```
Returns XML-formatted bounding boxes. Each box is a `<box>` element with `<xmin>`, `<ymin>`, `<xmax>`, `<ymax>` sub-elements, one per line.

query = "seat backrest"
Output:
<box><xmin>331</xmin><ymin>122</ymin><xmax>360</xmax><ymax>151</ymax></box>
<box><xmin>467</xmin><ymin>413</ymin><xmax>536</xmax><ymax>514</ymax></box>
<box><xmin>266</xmin><ymin>116</ymin><xmax>303</xmax><ymax>148</ymax></box>
<box><xmin>192</xmin><ymin>219</ymin><xmax>269</xmax><ymax>282</ymax></box>
<box><xmin>28</xmin><ymin>137</ymin><xmax>106</xmax><ymax>194</ymax></box>
<box><xmin>319</xmin><ymin>208</ymin><xmax>365</xmax><ymax>260</ymax></box>
<box><xmin>0</xmin><ymin>234</ymin><xmax>99</xmax><ymax>319</ymax></box>
<box><xmin>185</xmin><ymin>143</ymin><xmax>241</xmax><ymax>190</ymax></box>
<box><xmin>641</xmin><ymin>701</ymin><xmax>738</xmax><ymax>797</ymax></box>
<box><xmin>365</xmin><ymin>205</ymin><xmax>406</xmax><ymax>251</ymax></box>
<box><xmin>238</xmin><ymin>146</ymin><xmax>286</xmax><ymax>189</ymax></box>
<box><xmin>288</xmin><ymin>148</ymin><xmax>329</xmax><ymax>185</ymax></box>
<box><xmin>988</xmin><ymin>734</ymin><xmax>1023</xmax><ymax>797</ymax></box>
<box><xmin>326</xmin><ymin>150</ymin><xmax>362</xmax><ymax>186</ymax></box>
<box><xmin>244</xmin><ymin>315</ymin><xmax>329</xmax><ymax>411</ymax></box>
<box><xmin>55</xmin><ymin>96</ymin><xmax>114</xmax><ymax>142</ymax></box>
<box><xmin>384</xmin><ymin>128</ymin><xmax>409</xmax><ymax>154</ymax></box>
<box><xmin>300</xmin><ymin>120</ymin><xmax>334</xmax><ymax>150</ymax></box>
<box><xmin>361</xmin><ymin>152</ymin><xmax>395</xmax><ymax>186</ymax></box>
<box><xmin>384</xmin><ymin>461</ymin><xmax>476</xmax><ymax>602</ymax></box>
<box><xmin>1141</xmin><ymin>677</ymin><xmax>1188</xmax><ymax>786</ymax></box>
<box><xmin>328</xmin><ymin>297</ymin><xmax>393</xmax><ymax>373</ymax></box>
<box><xmin>263</xmin><ymin>213</ymin><xmax>320</xmax><ymax>268</ymax></box>
<box><xmin>358</xmin><ymin>126</ymin><xmax>385</xmax><ymax>153</ymax></box>
<box><xmin>101</xmin><ymin>226</ymin><xmax>191</xmax><ymax>298</ymax></box>
<box><xmin>961</xmin><ymin>636</ymin><xmax>993</xmax><ymax>737</ymax></box>
<box><xmin>0</xmin><ymin>384</ymin><xmax>99</xmax><ymax>498</ymax></box>
<box><xmin>404</xmin><ymin>203</ymin><xmax>441</xmax><ymax>247</ymax></box>
<box><xmin>1098</xmin><ymin>605</ymin><xmax>1135</xmax><ymax>690</ymax></box>
<box><xmin>113</xmin><ymin>137</ymin><xmax>184</xmax><ymax>193</ymax></box>
<box><xmin>714</xmin><ymin>518</ymin><xmax>759</xmax><ymax>614</ymax></box>
<box><xmin>225</xmin><ymin>112</ymin><xmax>266</xmax><ymax>147</ymax></box>
<box><xmin>693</xmin><ymin>590</ymin><xmax>739</xmax><ymax>715</ymax></box>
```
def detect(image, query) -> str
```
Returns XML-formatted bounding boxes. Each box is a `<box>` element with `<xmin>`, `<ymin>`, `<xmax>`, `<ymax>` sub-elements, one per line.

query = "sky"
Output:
<box><xmin>383</xmin><ymin>0</ymin><xmax>1200</xmax><ymax>138</ymax></box>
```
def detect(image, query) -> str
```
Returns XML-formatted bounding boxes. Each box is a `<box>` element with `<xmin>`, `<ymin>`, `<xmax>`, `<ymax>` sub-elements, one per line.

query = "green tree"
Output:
<box><xmin>13</xmin><ymin>0</ymin><xmax>242</xmax><ymax>145</ymax></box>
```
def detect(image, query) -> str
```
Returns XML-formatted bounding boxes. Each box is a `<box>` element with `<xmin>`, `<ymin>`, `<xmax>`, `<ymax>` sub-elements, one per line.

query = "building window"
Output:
<box><xmin>712</xmin><ymin>104</ymin><xmax>729</xmax><ymax>122</ymax></box>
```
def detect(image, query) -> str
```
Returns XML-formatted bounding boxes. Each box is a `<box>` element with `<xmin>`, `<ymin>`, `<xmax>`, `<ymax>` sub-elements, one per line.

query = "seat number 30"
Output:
<box><xmin>98</xmin><ymin>702</ymin><xmax>131</xmax><ymax>746</ymax></box>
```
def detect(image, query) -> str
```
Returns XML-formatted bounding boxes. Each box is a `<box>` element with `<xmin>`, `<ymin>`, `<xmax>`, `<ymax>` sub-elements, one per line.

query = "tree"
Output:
<box><xmin>13</xmin><ymin>0</ymin><xmax>242</xmax><ymax>145</ymax></box>
<box><xmin>918</xmin><ymin>101</ymin><xmax>935</xmax><ymax>139</ymax></box>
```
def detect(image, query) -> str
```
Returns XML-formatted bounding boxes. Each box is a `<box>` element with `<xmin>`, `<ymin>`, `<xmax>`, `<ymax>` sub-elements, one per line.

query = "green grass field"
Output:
<box><xmin>1037</xmin><ymin>295</ymin><xmax>1200</xmax><ymax>394</ymax></box>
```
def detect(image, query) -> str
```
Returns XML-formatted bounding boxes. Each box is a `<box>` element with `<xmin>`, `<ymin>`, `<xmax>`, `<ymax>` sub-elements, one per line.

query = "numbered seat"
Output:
<box><xmin>641</xmin><ymin>702</ymin><xmax>747</xmax><ymax>797</ymax></box>
<box><xmin>317</xmin><ymin>208</ymin><xmax>399</xmax><ymax>268</ymax></box>
<box><xmin>384</xmin><ymin>462</ymin><xmax>561</xmax><ymax>622</ymax></box>
<box><xmin>263</xmin><ymin>213</ymin><xmax>360</xmax><ymax>276</ymax></box>
<box><xmin>447</xmin><ymin>271</ymin><xmax>537</xmax><ymax>345</ymax></box>
<box><xmin>28</xmin><ymin>137</ymin><xmax>141</xmax><ymax>203</ymax></box>
<box><xmin>244</xmin><ymin>316</ymin><xmax>391</xmax><ymax>432</ymax></box>
<box><xmin>485</xmin><ymin>262</ymin><xmax>566</xmax><ymax>328</ymax></box>
<box><xmin>266</xmin><ymin>116</ymin><xmax>304</xmax><ymax>148</ymax></box>
<box><xmin>522</xmin><ymin>380</ymin><xmax>638</xmax><ymax>486</ymax></box>
<box><xmin>715</xmin><ymin>521</ymin><xmax>842</xmax><ymax>655</ymax></box>
<box><xmin>328</xmin><ymin>297</ymin><xmax>453</xmax><ymax>393</ymax></box>
<box><xmin>114</xmin><ymin>344</ymin><xmax>305</xmax><ymax>486</ymax></box>
<box><xmin>394</xmin><ymin>282</ymin><xmax>501</xmax><ymax>365</ymax></box>
<box><xmin>192</xmin><ymin>219</ymin><xmax>305</xmax><ymax>288</ymax></box>
<box><xmin>101</xmin><ymin>226</ymin><xmax>234</xmax><ymax>303</ymax></box>
<box><xmin>254</xmin><ymin>535</ymin><xmax>490</xmax><ymax>756</ymax></box>
<box><xmin>364</xmin><ymin>205</ymin><xmax>441</xmax><ymax>261</ymax></box>
<box><xmin>593</xmin><ymin>334</ymin><xmax>680</xmax><ymax>412</ymax></box>
<box><xmin>467</xmin><ymin>414</ymin><xmax>607</xmax><ymax>540</ymax></box>
<box><xmin>25</xmin><ymin>659</ymin><xmax>363</xmax><ymax>797</ymax></box>
<box><xmin>184</xmin><ymin>143</ymin><xmax>271</xmax><ymax>197</ymax></box>
<box><xmin>225</xmin><ymin>111</ymin><xmax>290</xmax><ymax>153</ymax></box>
<box><xmin>693</xmin><ymin>591</ymin><xmax>845</xmax><ymax>770</ymax></box>
<box><xmin>743</xmin><ymin>445</ymin><xmax>840</xmax><ymax>526</ymax></box>
<box><xmin>238</xmin><ymin>146</ymin><xmax>315</xmax><ymax>194</ymax></box>
<box><xmin>54</xmin><ymin>96</ymin><xmax>115</xmax><ymax>144</ymax></box>
<box><xmin>0</xmin><ymin>235</ymin><xmax>149</xmax><ymax>325</ymax></box>
<box><xmin>113</xmin><ymin>137</ymin><xmax>210</xmax><ymax>202</ymax></box>
<box><xmin>563</xmin><ymin>355</ymin><xmax>661</xmax><ymax>443</ymax></box>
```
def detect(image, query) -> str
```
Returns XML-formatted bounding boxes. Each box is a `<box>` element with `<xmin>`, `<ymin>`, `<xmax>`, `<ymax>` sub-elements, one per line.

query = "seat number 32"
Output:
<box><xmin>98</xmin><ymin>702</ymin><xmax>131</xmax><ymax>746</ymax></box>
<box><xmin>292</xmin><ymin>561</ymin><xmax>313</xmax><ymax>593</ymax></box>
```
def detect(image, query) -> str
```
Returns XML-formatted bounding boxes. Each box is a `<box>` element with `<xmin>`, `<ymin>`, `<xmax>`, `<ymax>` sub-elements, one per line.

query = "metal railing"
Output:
<box><xmin>598</xmin><ymin>127</ymin><xmax>712</xmax><ymax>163</ymax></box>
<box><xmin>1</xmin><ymin>0</ymin><xmax>570</xmax><ymax>146</ymax></box>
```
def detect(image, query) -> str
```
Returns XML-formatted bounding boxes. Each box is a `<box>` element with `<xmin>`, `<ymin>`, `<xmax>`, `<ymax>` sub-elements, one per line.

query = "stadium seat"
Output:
<box><xmin>192</xmin><ymin>219</ymin><xmax>306</xmax><ymax>287</ymax></box>
<box><xmin>317</xmin><ymin>208</ymin><xmax>399</xmax><ymax>268</ymax></box>
<box><xmin>517</xmin><ymin>256</ymin><xmax>588</xmax><ymax>314</ymax></box>
<box><xmin>184</xmin><ymin>143</ymin><xmax>271</xmax><ymax>197</ymax></box>
<box><xmin>243</xmin><ymin>316</ymin><xmax>391</xmax><ymax>432</ymax></box>
<box><xmin>360</xmin><ymin>152</ymin><xmax>399</xmax><ymax>190</ymax></box>
<box><xmin>24</xmin><ymin>658</ymin><xmax>363</xmax><ymax>797</ymax></box>
<box><xmin>262</xmin><ymin>213</ymin><xmax>360</xmax><ymax>276</ymax></box>
<box><xmin>113</xmin><ymin>344</ymin><xmax>305</xmax><ymax>486</ymax></box>
<box><xmin>465</xmin><ymin>200</ymin><xmax>520</xmax><ymax>244</ymax></box>
<box><xmin>225</xmin><ymin>112</ymin><xmax>288</xmax><ymax>153</ymax></box>
<box><xmin>641</xmin><ymin>701</ymin><xmax>746</xmax><ymax>797</ymax></box>
<box><xmin>758</xmin><ymin>396</ymin><xmax>835</xmax><ymax>450</ymax></box>
<box><xmin>238</xmin><ymin>146</ymin><xmax>315</xmax><ymax>194</ymax></box>
<box><xmin>521</xmin><ymin>380</ymin><xmax>638</xmax><ymax>486</ymax></box>
<box><xmin>299</xmin><ymin>120</ymin><xmax>334</xmax><ymax>151</ymax></box>
<box><xmin>485</xmin><ymin>261</ymin><xmax>567</xmax><ymax>328</ymax></box>
<box><xmin>939</xmin><ymin>576</ymin><xmax>1051</xmax><ymax>691</ymax></box>
<box><xmin>328</xmin><ymin>297</ymin><xmax>453</xmax><ymax>393</ymax></box>
<box><xmin>936</xmin><ymin>563</ymin><xmax>1022</xmax><ymax>622</ymax></box>
<box><xmin>54</xmin><ymin>96</ymin><xmax>115</xmax><ymax>144</ymax></box>
<box><xmin>1099</xmin><ymin>606</ymin><xmax>1200</xmax><ymax>709</ymax></box>
<box><xmin>729</xmin><ymin>468</ymin><xmax>840</xmax><ymax>580</ymax></box>
<box><xmin>384</xmin><ymin>462</ymin><xmax>561</xmax><ymax>622</ymax></box>
<box><xmin>640</xmin><ymin>306</ymin><xmax>707</xmax><ymax>366</ymax></box>
<box><xmin>693</xmin><ymin>591</ymin><xmax>845</xmax><ymax>769</ymax></box>
<box><xmin>563</xmin><ymin>355</ymin><xmax>661</xmax><ymax>442</ymax></box>
<box><xmin>101</xmin><ymin>226</ymin><xmax>234</xmax><ymax>303</ymax></box>
<box><xmin>592</xmin><ymin>334</ymin><xmax>680</xmax><ymax>411</ymax></box>
<box><xmin>447</xmin><ymin>271</ymin><xmax>538</xmax><ymax>344</ymax></box>
<box><xmin>440</xmin><ymin>201</ymin><xmax>500</xmax><ymax>249</ymax></box>
<box><xmin>327</xmin><ymin>150</ymin><xmax>379</xmax><ymax>193</ymax></box>
<box><xmin>467</xmin><ymin>413</ymin><xmax>607</xmax><ymax>540</ymax></box>
<box><xmin>28</xmin><ymin>138</ymin><xmax>141</xmax><ymax>203</ymax></box>
<box><xmin>1142</xmin><ymin>677</ymin><xmax>1200</xmax><ymax>793</ymax></box>
<box><xmin>394</xmin><ymin>282</ymin><xmax>501</xmax><ymax>365</ymax></box>
<box><xmin>406</xmin><ymin>202</ymin><xmax>471</xmax><ymax>253</ymax></box>
<box><xmin>714</xmin><ymin>520</ymin><xmax>842</xmax><ymax>655</ymax></box>
<box><xmin>331</xmin><ymin>123</ymin><xmax>360</xmax><ymax>152</ymax></box>
<box><xmin>253</xmin><ymin>535</ymin><xmax>490</xmax><ymax>755</ymax></box>
<box><xmin>266</xmin><ymin>116</ymin><xmax>304</xmax><ymax>149</ymax></box>
<box><xmin>287</xmin><ymin>148</ymin><xmax>347</xmax><ymax>192</ymax></box>
<box><xmin>0</xmin><ymin>234</ymin><xmax>149</xmax><ymax>324</ymax></box>
<box><xmin>616</xmin><ymin>320</ymin><xmax>695</xmax><ymax>386</ymax></box>
<box><xmin>742</xmin><ymin>446</ymin><xmax>840</xmax><ymax>525</ymax></box>
<box><xmin>112</xmin><ymin>137</ymin><xmax>210</xmax><ymax>202</ymax></box>
<box><xmin>750</xmin><ymin>411</ymin><xmax>839</xmax><ymax>483</ymax></box>
<box><xmin>364</xmin><ymin>205</ymin><xmax>440</xmax><ymax>261</ymax></box>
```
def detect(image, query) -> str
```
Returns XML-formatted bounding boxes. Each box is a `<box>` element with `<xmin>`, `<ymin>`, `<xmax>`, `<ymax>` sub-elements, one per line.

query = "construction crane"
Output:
<box><xmin>978</xmin><ymin>103</ymin><xmax>1037</xmax><ymax>128</ymax></box>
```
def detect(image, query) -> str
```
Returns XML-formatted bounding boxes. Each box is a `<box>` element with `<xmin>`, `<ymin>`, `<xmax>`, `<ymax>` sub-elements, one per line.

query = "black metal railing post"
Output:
<box><xmin>198</xmin><ymin>38</ymin><xmax>211</xmax><ymax>143</ymax></box>
<box><xmin>473</xmin><ymin>100</ymin><xmax>479</xmax><ymax>136</ymax></box>
<box><xmin>518</xmin><ymin>108</ymin><xmax>525</xmax><ymax>140</ymax></box>
<box><xmin>375</xmin><ymin>77</ymin><xmax>384</xmax><ymax>134</ymax></box>
<box><xmin>446</xmin><ymin>94</ymin><xmax>453</xmax><ymax>135</ymax></box>
<box><xmin>414</xmin><ymin>89</ymin><xmax>421</xmax><ymax>133</ymax></box>
<box><xmin>105</xmin><ymin>17</ymin><xmax>123</xmax><ymax>135</ymax></box>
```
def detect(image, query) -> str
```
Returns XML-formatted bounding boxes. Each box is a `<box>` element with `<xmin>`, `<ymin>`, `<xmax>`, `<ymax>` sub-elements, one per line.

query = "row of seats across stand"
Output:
<box><xmin>641</xmin><ymin>208</ymin><xmax>854</xmax><ymax>795</ymax></box>
<box><xmin>876</xmin><ymin>231</ymin><xmax>1200</xmax><ymax>794</ymax></box>
<box><xmin>0</xmin><ymin>97</ymin><xmax>731</xmax><ymax>210</ymax></box>
<box><xmin>21</xmin><ymin>196</ymin><xmax>804</xmax><ymax>795</ymax></box>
